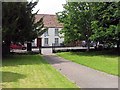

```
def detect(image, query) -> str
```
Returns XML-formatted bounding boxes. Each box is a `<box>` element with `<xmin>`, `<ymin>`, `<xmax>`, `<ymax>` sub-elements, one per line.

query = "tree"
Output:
<box><xmin>2</xmin><ymin>1</ymin><xmax>46</xmax><ymax>55</ymax></box>
<box><xmin>2</xmin><ymin>2</ymin><xmax>22</xmax><ymax>54</ymax></box>
<box><xmin>57</xmin><ymin>2</ymin><xmax>93</xmax><ymax>51</ymax></box>
<box><xmin>57</xmin><ymin>2</ymin><xmax>120</xmax><ymax>51</ymax></box>
<box><xmin>90</xmin><ymin>2</ymin><xmax>120</xmax><ymax>50</ymax></box>
<box><xmin>22</xmin><ymin>1</ymin><xmax>47</xmax><ymax>51</ymax></box>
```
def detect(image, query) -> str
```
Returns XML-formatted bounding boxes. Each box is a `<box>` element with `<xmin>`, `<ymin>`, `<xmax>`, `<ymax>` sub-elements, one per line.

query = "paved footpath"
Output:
<box><xmin>43</xmin><ymin>55</ymin><xmax>119</xmax><ymax>88</ymax></box>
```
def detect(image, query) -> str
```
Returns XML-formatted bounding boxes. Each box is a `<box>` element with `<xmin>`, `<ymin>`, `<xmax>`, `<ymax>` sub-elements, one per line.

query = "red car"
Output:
<box><xmin>10</xmin><ymin>43</ymin><xmax>26</xmax><ymax>50</ymax></box>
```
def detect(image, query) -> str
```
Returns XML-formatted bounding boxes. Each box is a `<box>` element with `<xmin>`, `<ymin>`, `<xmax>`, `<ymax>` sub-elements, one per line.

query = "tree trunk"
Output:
<box><xmin>95</xmin><ymin>41</ymin><xmax>98</xmax><ymax>50</ymax></box>
<box><xmin>27</xmin><ymin>42</ymin><xmax>32</xmax><ymax>52</ymax></box>
<box><xmin>2</xmin><ymin>41</ymin><xmax>11</xmax><ymax>56</ymax></box>
<box><xmin>86</xmin><ymin>39</ymin><xmax>90</xmax><ymax>52</ymax></box>
<box><xmin>117</xmin><ymin>40</ymin><xmax>120</xmax><ymax>53</ymax></box>
<box><xmin>39</xmin><ymin>45</ymin><xmax>41</xmax><ymax>54</ymax></box>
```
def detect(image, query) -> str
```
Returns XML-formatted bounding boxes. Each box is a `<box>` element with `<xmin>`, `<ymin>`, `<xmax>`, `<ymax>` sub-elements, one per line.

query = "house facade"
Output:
<box><xmin>33</xmin><ymin>14</ymin><xmax>64</xmax><ymax>47</ymax></box>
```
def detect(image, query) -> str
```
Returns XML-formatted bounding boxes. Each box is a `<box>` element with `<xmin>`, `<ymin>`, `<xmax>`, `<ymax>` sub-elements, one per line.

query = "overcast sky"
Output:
<box><xmin>27</xmin><ymin>0</ymin><xmax>66</xmax><ymax>15</ymax></box>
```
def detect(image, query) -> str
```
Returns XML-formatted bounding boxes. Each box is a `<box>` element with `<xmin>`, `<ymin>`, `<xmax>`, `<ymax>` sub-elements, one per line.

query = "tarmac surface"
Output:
<box><xmin>43</xmin><ymin>55</ymin><xmax>119</xmax><ymax>88</ymax></box>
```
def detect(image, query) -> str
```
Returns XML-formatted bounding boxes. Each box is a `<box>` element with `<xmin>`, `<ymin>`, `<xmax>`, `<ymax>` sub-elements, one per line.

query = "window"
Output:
<box><xmin>55</xmin><ymin>28</ymin><xmax>59</xmax><ymax>36</ymax></box>
<box><xmin>55</xmin><ymin>38</ymin><xmax>59</xmax><ymax>45</ymax></box>
<box><xmin>44</xmin><ymin>38</ymin><xmax>48</xmax><ymax>45</ymax></box>
<box><xmin>44</xmin><ymin>30</ymin><xmax>48</xmax><ymax>36</ymax></box>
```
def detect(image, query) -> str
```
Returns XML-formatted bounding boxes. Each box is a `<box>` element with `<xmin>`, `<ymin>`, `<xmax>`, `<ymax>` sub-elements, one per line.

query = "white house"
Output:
<box><xmin>33</xmin><ymin>14</ymin><xmax>64</xmax><ymax>47</ymax></box>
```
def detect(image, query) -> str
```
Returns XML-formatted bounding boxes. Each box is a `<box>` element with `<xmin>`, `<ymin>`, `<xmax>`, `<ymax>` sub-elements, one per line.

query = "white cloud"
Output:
<box><xmin>27</xmin><ymin>0</ymin><xmax>66</xmax><ymax>14</ymax></box>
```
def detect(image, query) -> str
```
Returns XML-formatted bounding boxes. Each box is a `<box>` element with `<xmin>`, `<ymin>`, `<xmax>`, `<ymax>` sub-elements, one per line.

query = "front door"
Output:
<box><xmin>37</xmin><ymin>38</ymin><xmax>42</xmax><ymax>47</ymax></box>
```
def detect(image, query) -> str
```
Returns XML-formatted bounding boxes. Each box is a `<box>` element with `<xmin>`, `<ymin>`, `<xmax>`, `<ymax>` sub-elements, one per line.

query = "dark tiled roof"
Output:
<box><xmin>35</xmin><ymin>14</ymin><xmax>63</xmax><ymax>28</ymax></box>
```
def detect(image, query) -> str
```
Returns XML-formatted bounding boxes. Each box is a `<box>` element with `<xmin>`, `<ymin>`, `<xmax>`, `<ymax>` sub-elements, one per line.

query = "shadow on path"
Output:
<box><xmin>43</xmin><ymin>55</ymin><xmax>70</xmax><ymax>65</ymax></box>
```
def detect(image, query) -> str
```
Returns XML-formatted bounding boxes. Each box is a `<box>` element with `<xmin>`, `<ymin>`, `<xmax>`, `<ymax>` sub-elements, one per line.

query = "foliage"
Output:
<box><xmin>2</xmin><ymin>1</ymin><xmax>46</xmax><ymax>43</ymax></box>
<box><xmin>90</xmin><ymin>2</ymin><xmax>120</xmax><ymax>48</ymax></box>
<box><xmin>57</xmin><ymin>2</ymin><xmax>93</xmax><ymax>44</ymax></box>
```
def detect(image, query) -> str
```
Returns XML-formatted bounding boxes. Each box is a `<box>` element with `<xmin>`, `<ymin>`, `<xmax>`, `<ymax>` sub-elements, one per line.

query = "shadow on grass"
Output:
<box><xmin>68</xmin><ymin>51</ymin><xmax>119</xmax><ymax>58</ymax></box>
<box><xmin>2</xmin><ymin>71</ymin><xmax>26</xmax><ymax>83</ymax></box>
<box><xmin>2</xmin><ymin>54</ymin><xmax>48</xmax><ymax>67</ymax></box>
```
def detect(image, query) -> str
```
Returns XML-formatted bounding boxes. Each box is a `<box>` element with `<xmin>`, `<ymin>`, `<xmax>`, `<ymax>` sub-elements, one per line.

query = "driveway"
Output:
<box><xmin>43</xmin><ymin>55</ymin><xmax>119</xmax><ymax>89</ymax></box>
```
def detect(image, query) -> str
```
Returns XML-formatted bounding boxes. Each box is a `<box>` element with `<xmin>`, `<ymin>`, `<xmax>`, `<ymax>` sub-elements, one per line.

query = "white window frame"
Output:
<box><xmin>44</xmin><ymin>38</ymin><xmax>48</xmax><ymax>45</ymax></box>
<box><xmin>55</xmin><ymin>28</ymin><xmax>59</xmax><ymax>36</ymax></box>
<box><xmin>55</xmin><ymin>38</ymin><xmax>59</xmax><ymax>45</ymax></box>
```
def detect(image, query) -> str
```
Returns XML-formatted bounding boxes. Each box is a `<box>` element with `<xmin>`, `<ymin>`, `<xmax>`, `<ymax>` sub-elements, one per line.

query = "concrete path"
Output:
<box><xmin>43</xmin><ymin>55</ymin><xmax>118</xmax><ymax>88</ymax></box>
<box><xmin>41</xmin><ymin>48</ymin><xmax>53</xmax><ymax>55</ymax></box>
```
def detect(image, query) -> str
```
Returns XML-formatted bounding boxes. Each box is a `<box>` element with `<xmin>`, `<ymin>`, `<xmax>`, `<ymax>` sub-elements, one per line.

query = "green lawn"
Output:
<box><xmin>1</xmin><ymin>55</ymin><xmax>77</xmax><ymax>88</ymax></box>
<box><xmin>57</xmin><ymin>51</ymin><xmax>119</xmax><ymax>76</ymax></box>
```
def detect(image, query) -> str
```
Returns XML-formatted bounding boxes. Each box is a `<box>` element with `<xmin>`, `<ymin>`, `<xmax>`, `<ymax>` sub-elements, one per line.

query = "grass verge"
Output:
<box><xmin>57</xmin><ymin>51</ymin><xmax>119</xmax><ymax>76</ymax></box>
<box><xmin>1</xmin><ymin>55</ymin><xmax>77</xmax><ymax>88</ymax></box>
